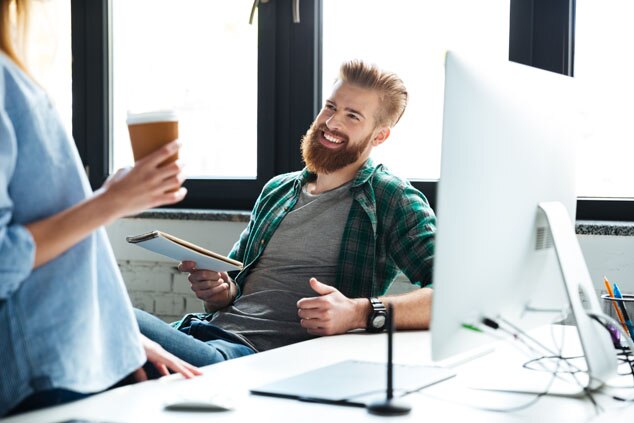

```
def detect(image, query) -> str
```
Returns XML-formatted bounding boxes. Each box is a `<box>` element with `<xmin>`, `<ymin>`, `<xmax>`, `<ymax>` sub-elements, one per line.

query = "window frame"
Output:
<box><xmin>72</xmin><ymin>0</ymin><xmax>321</xmax><ymax>210</ymax></box>
<box><xmin>71</xmin><ymin>0</ymin><xmax>109</xmax><ymax>185</ymax></box>
<box><xmin>508</xmin><ymin>0</ymin><xmax>634</xmax><ymax>220</ymax></box>
<box><xmin>71</xmin><ymin>0</ymin><xmax>633</xmax><ymax>220</ymax></box>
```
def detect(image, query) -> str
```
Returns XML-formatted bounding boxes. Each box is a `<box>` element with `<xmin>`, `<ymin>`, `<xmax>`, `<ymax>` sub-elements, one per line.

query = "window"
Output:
<box><xmin>74</xmin><ymin>0</ymin><xmax>318</xmax><ymax>210</ymax></box>
<box><xmin>508</xmin><ymin>0</ymin><xmax>634</xmax><ymax>220</ymax></box>
<box><xmin>28</xmin><ymin>0</ymin><xmax>72</xmax><ymax>136</ymax></box>
<box><xmin>72</xmin><ymin>0</ymin><xmax>632</xmax><ymax>220</ymax></box>
<box><xmin>322</xmin><ymin>0</ymin><xmax>510</xmax><ymax>181</ymax></box>
<box><xmin>574</xmin><ymin>0</ymin><xmax>634</xmax><ymax>198</ymax></box>
<box><xmin>111</xmin><ymin>0</ymin><xmax>258</xmax><ymax>178</ymax></box>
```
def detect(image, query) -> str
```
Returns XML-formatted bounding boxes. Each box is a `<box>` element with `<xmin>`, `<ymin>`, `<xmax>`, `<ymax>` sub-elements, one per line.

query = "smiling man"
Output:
<box><xmin>135</xmin><ymin>60</ymin><xmax>436</xmax><ymax>369</ymax></box>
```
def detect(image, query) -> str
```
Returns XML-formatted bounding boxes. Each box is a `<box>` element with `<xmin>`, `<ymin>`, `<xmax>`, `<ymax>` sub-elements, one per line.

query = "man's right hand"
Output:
<box><xmin>178</xmin><ymin>261</ymin><xmax>236</xmax><ymax>311</ymax></box>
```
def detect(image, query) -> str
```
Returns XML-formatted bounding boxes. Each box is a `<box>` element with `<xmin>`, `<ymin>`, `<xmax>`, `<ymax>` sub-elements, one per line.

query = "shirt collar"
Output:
<box><xmin>351</xmin><ymin>158</ymin><xmax>377</xmax><ymax>188</ymax></box>
<box><xmin>297</xmin><ymin>158</ymin><xmax>378</xmax><ymax>189</ymax></box>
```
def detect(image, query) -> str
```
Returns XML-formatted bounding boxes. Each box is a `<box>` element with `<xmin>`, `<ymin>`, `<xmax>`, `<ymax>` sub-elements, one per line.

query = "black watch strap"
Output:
<box><xmin>366</xmin><ymin>297</ymin><xmax>387</xmax><ymax>333</ymax></box>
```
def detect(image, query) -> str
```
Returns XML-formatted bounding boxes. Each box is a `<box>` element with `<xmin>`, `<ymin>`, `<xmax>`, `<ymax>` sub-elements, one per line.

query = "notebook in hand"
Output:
<box><xmin>250</xmin><ymin>360</ymin><xmax>455</xmax><ymax>407</ymax></box>
<box><xmin>126</xmin><ymin>230</ymin><xmax>243</xmax><ymax>272</ymax></box>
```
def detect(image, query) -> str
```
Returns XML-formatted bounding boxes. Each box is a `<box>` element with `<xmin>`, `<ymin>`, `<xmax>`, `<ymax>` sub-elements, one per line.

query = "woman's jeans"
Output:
<box><xmin>7</xmin><ymin>309</ymin><xmax>255</xmax><ymax>416</ymax></box>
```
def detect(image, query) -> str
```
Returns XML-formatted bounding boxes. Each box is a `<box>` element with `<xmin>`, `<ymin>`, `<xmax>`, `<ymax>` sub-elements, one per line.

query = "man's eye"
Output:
<box><xmin>348</xmin><ymin>114</ymin><xmax>359</xmax><ymax>120</ymax></box>
<box><xmin>325</xmin><ymin>104</ymin><xmax>335</xmax><ymax>110</ymax></box>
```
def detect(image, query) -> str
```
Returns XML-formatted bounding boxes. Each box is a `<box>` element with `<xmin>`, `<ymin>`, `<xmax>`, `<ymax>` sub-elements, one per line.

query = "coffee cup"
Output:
<box><xmin>127</xmin><ymin>110</ymin><xmax>179</xmax><ymax>164</ymax></box>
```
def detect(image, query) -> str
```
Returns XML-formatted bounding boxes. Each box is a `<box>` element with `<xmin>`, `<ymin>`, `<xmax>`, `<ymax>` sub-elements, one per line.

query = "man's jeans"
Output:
<box><xmin>134</xmin><ymin>308</ymin><xmax>255</xmax><ymax>375</ymax></box>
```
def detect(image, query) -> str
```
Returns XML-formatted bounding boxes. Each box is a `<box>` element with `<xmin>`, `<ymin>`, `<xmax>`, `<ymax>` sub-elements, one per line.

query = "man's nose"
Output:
<box><xmin>325</xmin><ymin>114</ymin><xmax>341</xmax><ymax>131</ymax></box>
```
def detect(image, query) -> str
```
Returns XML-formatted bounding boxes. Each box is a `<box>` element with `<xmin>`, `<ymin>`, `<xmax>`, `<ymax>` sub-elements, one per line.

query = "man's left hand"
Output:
<box><xmin>296</xmin><ymin>278</ymin><xmax>368</xmax><ymax>336</ymax></box>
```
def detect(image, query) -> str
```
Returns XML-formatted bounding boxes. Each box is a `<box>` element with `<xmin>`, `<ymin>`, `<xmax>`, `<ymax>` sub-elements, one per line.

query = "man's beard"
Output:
<box><xmin>300</xmin><ymin>123</ymin><xmax>372</xmax><ymax>174</ymax></box>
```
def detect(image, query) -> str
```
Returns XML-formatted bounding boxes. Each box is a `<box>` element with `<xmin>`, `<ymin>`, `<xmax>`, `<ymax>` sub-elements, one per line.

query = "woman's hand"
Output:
<box><xmin>133</xmin><ymin>334</ymin><xmax>203</xmax><ymax>381</ymax></box>
<box><xmin>99</xmin><ymin>139</ymin><xmax>187</xmax><ymax>219</ymax></box>
<box><xmin>25</xmin><ymin>140</ymin><xmax>188</xmax><ymax>268</ymax></box>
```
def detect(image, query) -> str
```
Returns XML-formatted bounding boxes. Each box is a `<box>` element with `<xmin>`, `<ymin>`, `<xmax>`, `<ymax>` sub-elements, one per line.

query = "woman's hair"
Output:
<box><xmin>0</xmin><ymin>0</ymin><xmax>30</xmax><ymax>72</ymax></box>
<box><xmin>338</xmin><ymin>59</ymin><xmax>408</xmax><ymax>128</ymax></box>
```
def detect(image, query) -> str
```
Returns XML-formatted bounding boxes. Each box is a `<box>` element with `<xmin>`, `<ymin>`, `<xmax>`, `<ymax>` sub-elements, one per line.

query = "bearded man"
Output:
<box><xmin>135</xmin><ymin>60</ymin><xmax>436</xmax><ymax>370</ymax></box>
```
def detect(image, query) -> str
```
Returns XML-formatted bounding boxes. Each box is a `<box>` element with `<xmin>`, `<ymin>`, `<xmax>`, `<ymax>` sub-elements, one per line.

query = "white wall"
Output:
<box><xmin>578</xmin><ymin>234</ymin><xmax>634</xmax><ymax>294</ymax></box>
<box><xmin>107</xmin><ymin>218</ymin><xmax>634</xmax><ymax>322</ymax></box>
<box><xmin>107</xmin><ymin>218</ymin><xmax>247</xmax><ymax>322</ymax></box>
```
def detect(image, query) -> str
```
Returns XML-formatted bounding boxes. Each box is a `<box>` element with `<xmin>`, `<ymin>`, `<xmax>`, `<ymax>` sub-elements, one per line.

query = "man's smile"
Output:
<box><xmin>319</xmin><ymin>130</ymin><xmax>346</xmax><ymax>149</ymax></box>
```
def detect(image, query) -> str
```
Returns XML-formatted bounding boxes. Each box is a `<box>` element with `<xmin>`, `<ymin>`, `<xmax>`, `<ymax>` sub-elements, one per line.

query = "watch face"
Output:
<box><xmin>372</xmin><ymin>314</ymin><xmax>386</xmax><ymax>329</ymax></box>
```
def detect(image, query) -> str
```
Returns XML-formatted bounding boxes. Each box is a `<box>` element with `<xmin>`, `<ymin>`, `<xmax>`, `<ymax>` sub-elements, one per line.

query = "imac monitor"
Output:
<box><xmin>430</xmin><ymin>52</ymin><xmax>617</xmax><ymax>389</ymax></box>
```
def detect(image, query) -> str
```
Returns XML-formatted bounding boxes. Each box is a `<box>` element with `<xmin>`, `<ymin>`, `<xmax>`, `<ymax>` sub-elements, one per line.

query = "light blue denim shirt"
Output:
<box><xmin>0</xmin><ymin>53</ymin><xmax>144</xmax><ymax>415</ymax></box>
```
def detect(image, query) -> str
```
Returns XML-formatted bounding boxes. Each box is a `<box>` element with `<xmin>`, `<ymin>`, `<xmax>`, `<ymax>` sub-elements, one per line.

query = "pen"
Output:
<box><xmin>462</xmin><ymin>323</ymin><xmax>483</xmax><ymax>333</ymax></box>
<box><xmin>604</xmin><ymin>276</ymin><xmax>629</xmax><ymax>336</ymax></box>
<box><xmin>612</xmin><ymin>282</ymin><xmax>634</xmax><ymax>342</ymax></box>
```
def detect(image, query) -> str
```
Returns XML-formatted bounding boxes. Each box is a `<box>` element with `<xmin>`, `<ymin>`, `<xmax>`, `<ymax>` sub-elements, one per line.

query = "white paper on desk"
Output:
<box><xmin>126</xmin><ymin>230</ymin><xmax>243</xmax><ymax>272</ymax></box>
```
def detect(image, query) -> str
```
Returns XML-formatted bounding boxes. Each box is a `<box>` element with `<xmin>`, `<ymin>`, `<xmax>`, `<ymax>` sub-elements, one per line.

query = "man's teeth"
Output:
<box><xmin>324</xmin><ymin>132</ymin><xmax>343</xmax><ymax>144</ymax></box>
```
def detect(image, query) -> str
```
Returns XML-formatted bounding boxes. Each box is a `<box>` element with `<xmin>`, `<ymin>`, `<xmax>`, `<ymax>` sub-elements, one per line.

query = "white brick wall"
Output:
<box><xmin>108</xmin><ymin>217</ymin><xmax>248</xmax><ymax>322</ymax></box>
<box><xmin>110</xmin><ymin>216</ymin><xmax>415</xmax><ymax>322</ymax></box>
<box><xmin>118</xmin><ymin>259</ymin><xmax>417</xmax><ymax>322</ymax></box>
<box><xmin>118</xmin><ymin>260</ymin><xmax>205</xmax><ymax>322</ymax></box>
<box><xmin>109</xmin><ymin>216</ymin><xmax>634</xmax><ymax>325</ymax></box>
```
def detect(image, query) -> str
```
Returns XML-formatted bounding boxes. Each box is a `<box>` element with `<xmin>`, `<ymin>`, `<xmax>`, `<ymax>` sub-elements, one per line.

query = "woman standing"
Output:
<box><xmin>0</xmin><ymin>0</ymin><xmax>200</xmax><ymax>416</ymax></box>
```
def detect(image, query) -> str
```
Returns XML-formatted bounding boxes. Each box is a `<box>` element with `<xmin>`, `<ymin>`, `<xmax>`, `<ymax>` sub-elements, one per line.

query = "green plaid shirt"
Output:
<box><xmin>228</xmin><ymin>159</ymin><xmax>436</xmax><ymax>298</ymax></box>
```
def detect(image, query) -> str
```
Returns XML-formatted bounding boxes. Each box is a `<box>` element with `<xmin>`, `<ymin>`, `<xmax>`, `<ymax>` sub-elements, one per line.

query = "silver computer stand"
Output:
<box><xmin>538</xmin><ymin>201</ymin><xmax>618</xmax><ymax>390</ymax></box>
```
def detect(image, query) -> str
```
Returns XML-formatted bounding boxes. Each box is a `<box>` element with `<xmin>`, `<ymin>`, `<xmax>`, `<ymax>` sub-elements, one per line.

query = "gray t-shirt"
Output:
<box><xmin>210</xmin><ymin>181</ymin><xmax>353</xmax><ymax>351</ymax></box>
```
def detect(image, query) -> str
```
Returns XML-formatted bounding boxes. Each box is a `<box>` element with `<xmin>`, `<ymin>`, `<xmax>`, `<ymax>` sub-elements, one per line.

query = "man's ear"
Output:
<box><xmin>372</xmin><ymin>127</ymin><xmax>391</xmax><ymax>146</ymax></box>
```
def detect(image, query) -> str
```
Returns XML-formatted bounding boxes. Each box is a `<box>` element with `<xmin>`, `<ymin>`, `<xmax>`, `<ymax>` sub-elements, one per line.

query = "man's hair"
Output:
<box><xmin>338</xmin><ymin>59</ymin><xmax>408</xmax><ymax>128</ymax></box>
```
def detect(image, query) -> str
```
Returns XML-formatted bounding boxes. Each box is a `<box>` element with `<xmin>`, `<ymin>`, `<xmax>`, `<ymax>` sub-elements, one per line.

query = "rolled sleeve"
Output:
<box><xmin>0</xmin><ymin>223</ymin><xmax>35</xmax><ymax>298</ymax></box>
<box><xmin>0</xmin><ymin>107</ymin><xmax>35</xmax><ymax>299</ymax></box>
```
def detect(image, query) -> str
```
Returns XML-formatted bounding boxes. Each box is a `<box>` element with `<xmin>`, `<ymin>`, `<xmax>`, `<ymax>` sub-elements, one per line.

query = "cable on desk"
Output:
<box><xmin>496</xmin><ymin>316</ymin><xmax>603</xmax><ymax>413</ymax></box>
<box><xmin>522</xmin><ymin>354</ymin><xmax>586</xmax><ymax>375</ymax></box>
<box><xmin>449</xmin><ymin>317</ymin><xmax>565</xmax><ymax>413</ymax></box>
<box><xmin>458</xmin><ymin>313</ymin><xmax>634</xmax><ymax>414</ymax></box>
<box><xmin>480</xmin><ymin>316</ymin><xmax>603</xmax><ymax>414</ymax></box>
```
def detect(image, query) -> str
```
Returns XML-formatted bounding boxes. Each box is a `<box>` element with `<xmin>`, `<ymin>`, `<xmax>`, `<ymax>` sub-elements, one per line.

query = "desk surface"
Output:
<box><xmin>5</xmin><ymin>327</ymin><xmax>634</xmax><ymax>423</ymax></box>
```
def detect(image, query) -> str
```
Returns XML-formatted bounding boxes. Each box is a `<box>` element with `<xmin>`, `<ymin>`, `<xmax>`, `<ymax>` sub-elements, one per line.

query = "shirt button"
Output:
<box><xmin>260</xmin><ymin>240</ymin><xmax>265</xmax><ymax>245</ymax></box>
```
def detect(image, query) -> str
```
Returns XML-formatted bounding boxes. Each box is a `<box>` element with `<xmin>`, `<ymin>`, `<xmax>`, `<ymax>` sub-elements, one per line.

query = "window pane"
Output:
<box><xmin>322</xmin><ymin>0</ymin><xmax>510</xmax><ymax>180</ymax></box>
<box><xmin>575</xmin><ymin>0</ymin><xmax>634</xmax><ymax>198</ymax></box>
<box><xmin>112</xmin><ymin>0</ymin><xmax>258</xmax><ymax>178</ymax></box>
<box><xmin>28</xmin><ymin>0</ymin><xmax>72</xmax><ymax>137</ymax></box>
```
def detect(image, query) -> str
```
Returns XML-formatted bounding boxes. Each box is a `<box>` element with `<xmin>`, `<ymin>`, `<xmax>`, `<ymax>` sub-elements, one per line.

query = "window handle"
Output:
<box><xmin>249</xmin><ymin>0</ymin><xmax>260</xmax><ymax>25</ymax></box>
<box><xmin>249</xmin><ymin>0</ymin><xmax>300</xmax><ymax>25</ymax></box>
<box><xmin>292</xmin><ymin>0</ymin><xmax>300</xmax><ymax>23</ymax></box>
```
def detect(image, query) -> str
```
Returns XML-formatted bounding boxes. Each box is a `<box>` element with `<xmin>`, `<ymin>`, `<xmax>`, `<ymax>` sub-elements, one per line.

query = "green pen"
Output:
<box><xmin>462</xmin><ymin>323</ymin><xmax>483</xmax><ymax>333</ymax></box>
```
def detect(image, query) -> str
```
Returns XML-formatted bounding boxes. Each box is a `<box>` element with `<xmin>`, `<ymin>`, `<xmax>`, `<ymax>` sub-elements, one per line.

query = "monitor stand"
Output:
<box><xmin>468</xmin><ymin>202</ymin><xmax>618</xmax><ymax>397</ymax></box>
<box><xmin>538</xmin><ymin>201</ymin><xmax>618</xmax><ymax>391</ymax></box>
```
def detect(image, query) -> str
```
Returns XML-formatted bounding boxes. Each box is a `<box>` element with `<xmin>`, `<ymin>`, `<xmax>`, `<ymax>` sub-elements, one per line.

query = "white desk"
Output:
<box><xmin>5</xmin><ymin>327</ymin><xmax>634</xmax><ymax>423</ymax></box>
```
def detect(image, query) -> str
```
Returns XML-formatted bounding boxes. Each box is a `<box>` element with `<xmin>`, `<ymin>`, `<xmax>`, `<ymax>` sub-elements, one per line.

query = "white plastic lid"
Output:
<box><xmin>126</xmin><ymin>110</ymin><xmax>178</xmax><ymax>125</ymax></box>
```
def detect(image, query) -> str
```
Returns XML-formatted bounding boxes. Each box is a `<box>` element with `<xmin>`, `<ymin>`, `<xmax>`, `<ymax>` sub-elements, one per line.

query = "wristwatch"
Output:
<box><xmin>366</xmin><ymin>297</ymin><xmax>388</xmax><ymax>333</ymax></box>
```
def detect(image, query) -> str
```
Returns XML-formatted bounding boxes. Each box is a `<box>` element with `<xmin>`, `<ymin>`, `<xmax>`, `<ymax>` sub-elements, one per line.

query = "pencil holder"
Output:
<box><xmin>601</xmin><ymin>293</ymin><xmax>634</xmax><ymax>328</ymax></box>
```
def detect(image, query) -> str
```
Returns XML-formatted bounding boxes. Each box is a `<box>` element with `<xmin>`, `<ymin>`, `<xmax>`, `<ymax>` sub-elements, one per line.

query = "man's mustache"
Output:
<box><xmin>315</xmin><ymin>124</ymin><xmax>349</xmax><ymax>144</ymax></box>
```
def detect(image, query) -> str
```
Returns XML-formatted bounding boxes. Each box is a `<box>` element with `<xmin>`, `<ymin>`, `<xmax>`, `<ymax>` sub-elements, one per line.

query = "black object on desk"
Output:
<box><xmin>367</xmin><ymin>304</ymin><xmax>412</xmax><ymax>416</ymax></box>
<box><xmin>250</xmin><ymin>306</ymin><xmax>454</xmax><ymax>409</ymax></box>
